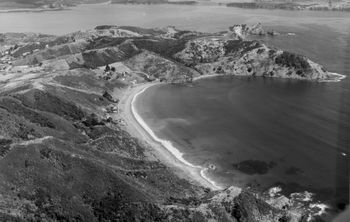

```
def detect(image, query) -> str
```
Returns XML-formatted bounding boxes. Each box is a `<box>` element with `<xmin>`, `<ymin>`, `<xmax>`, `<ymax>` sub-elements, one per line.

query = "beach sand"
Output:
<box><xmin>117</xmin><ymin>82</ymin><xmax>222</xmax><ymax>191</ymax></box>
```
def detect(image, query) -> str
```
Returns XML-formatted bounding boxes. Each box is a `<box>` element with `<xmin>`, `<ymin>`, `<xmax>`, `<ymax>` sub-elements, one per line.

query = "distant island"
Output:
<box><xmin>226</xmin><ymin>0</ymin><xmax>350</xmax><ymax>12</ymax></box>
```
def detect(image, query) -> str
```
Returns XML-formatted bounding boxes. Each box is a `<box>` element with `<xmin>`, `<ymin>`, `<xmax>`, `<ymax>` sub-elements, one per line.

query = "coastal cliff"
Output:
<box><xmin>0</xmin><ymin>25</ymin><xmax>342</xmax><ymax>221</ymax></box>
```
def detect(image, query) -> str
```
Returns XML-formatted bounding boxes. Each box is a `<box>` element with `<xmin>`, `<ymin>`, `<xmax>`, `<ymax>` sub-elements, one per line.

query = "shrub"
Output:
<box><xmin>275</xmin><ymin>51</ymin><xmax>311</xmax><ymax>72</ymax></box>
<box><xmin>0</xmin><ymin>139</ymin><xmax>12</xmax><ymax>157</ymax></box>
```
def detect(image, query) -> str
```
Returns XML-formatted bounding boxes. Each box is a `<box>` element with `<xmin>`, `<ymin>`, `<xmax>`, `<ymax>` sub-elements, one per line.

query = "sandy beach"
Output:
<box><xmin>118</xmin><ymin>82</ymin><xmax>222</xmax><ymax>191</ymax></box>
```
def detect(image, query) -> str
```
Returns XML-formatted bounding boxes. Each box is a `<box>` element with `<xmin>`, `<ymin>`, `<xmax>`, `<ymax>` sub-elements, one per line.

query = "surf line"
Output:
<box><xmin>319</xmin><ymin>72</ymin><xmax>347</xmax><ymax>82</ymax></box>
<box><xmin>131</xmin><ymin>84</ymin><xmax>222</xmax><ymax>190</ymax></box>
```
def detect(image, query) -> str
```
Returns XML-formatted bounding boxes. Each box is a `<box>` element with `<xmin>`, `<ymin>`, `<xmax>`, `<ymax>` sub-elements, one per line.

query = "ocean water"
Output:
<box><xmin>128</xmin><ymin>6</ymin><xmax>350</xmax><ymax>218</ymax></box>
<box><xmin>137</xmin><ymin>76</ymin><xmax>349</xmax><ymax>206</ymax></box>
<box><xmin>0</xmin><ymin>4</ymin><xmax>350</xmax><ymax>35</ymax></box>
<box><xmin>0</xmin><ymin>3</ymin><xmax>349</xmax><ymax>218</ymax></box>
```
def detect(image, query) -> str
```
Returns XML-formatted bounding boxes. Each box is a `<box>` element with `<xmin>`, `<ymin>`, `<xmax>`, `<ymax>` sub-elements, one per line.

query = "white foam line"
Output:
<box><xmin>193</xmin><ymin>74</ymin><xmax>226</xmax><ymax>81</ymax></box>
<box><xmin>319</xmin><ymin>72</ymin><xmax>347</xmax><ymax>82</ymax></box>
<box><xmin>131</xmin><ymin>85</ymin><xmax>222</xmax><ymax>190</ymax></box>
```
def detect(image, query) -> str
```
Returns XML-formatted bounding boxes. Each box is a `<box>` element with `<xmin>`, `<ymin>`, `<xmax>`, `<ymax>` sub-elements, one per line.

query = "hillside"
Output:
<box><xmin>0</xmin><ymin>25</ymin><xmax>340</xmax><ymax>221</ymax></box>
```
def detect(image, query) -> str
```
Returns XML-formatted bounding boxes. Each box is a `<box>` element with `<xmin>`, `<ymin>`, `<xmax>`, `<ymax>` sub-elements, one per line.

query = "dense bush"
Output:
<box><xmin>224</xmin><ymin>40</ymin><xmax>261</xmax><ymax>56</ymax></box>
<box><xmin>0</xmin><ymin>139</ymin><xmax>12</xmax><ymax>157</ymax></box>
<box><xmin>86</xmin><ymin>36</ymin><xmax>128</xmax><ymax>50</ymax></box>
<box><xmin>82</xmin><ymin>113</ymin><xmax>104</xmax><ymax>127</ymax></box>
<box><xmin>275</xmin><ymin>51</ymin><xmax>311</xmax><ymax>73</ymax></box>
<box><xmin>14</xmin><ymin>90</ymin><xmax>85</xmax><ymax>121</ymax></box>
<box><xmin>0</xmin><ymin>98</ymin><xmax>56</xmax><ymax>128</ymax></box>
<box><xmin>132</xmin><ymin>37</ymin><xmax>189</xmax><ymax>59</ymax></box>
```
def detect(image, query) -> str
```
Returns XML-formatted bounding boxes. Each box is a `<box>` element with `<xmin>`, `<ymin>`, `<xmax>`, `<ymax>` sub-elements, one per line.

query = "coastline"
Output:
<box><xmin>119</xmin><ymin>82</ymin><xmax>222</xmax><ymax>191</ymax></box>
<box><xmin>0</xmin><ymin>7</ymin><xmax>68</xmax><ymax>13</ymax></box>
<box><xmin>194</xmin><ymin>72</ymin><xmax>347</xmax><ymax>83</ymax></box>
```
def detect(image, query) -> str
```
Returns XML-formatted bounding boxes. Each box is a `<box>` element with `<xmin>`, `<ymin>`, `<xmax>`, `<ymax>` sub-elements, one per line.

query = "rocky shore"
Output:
<box><xmin>0</xmin><ymin>25</ymin><xmax>344</xmax><ymax>221</ymax></box>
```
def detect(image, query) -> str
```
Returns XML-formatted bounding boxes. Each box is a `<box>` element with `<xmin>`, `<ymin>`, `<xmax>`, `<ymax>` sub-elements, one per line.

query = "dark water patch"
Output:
<box><xmin>285</xmin><ymin>166</ymin><xmax>304</xmax><ymax>176</ymax></box>
<box><xmin>233</xmin><ymin>160</ymin><xmax>276</xmax><ymax>175</ymax></box>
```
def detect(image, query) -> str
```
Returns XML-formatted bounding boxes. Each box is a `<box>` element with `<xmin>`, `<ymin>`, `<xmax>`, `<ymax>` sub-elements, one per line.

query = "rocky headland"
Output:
<box><xmin>0</xmin><ymin>25</ymin><xmax>344</xmax><ymax>221</ymax></box>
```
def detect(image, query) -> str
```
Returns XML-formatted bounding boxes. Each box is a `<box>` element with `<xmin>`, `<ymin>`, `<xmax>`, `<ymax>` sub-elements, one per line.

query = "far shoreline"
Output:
<box><xmin>0</xmin><ymin>6</ymin><xmax>68</xmax><ymax>14</ymax></box>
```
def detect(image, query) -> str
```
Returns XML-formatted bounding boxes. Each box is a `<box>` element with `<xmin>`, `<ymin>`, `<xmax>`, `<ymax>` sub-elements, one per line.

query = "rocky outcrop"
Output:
<box><xmin>161</xmin><ymin>186</ymin><xmax>300</xmax><ymax>222</ymax></box>
<box><xmin>228</xmin><ymin>23</ymin><xmax>280</xmax><ymax>40</ymax></box>
<box><xmin>229</xmin><ymin>23</ymin><xmax>265</xmax><ymax>40</ymax></box>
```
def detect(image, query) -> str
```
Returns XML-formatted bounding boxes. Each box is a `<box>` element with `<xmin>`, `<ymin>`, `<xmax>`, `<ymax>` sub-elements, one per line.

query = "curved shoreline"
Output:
<box><xmin>193</xmin><ymin>72</ymin><xmax>346</xmax><ymax>83</ymax></box>
<box><xmin>130</xmin><ymin>83</ymin><xmax>222</xmax><ymax>190</ymax></box>
<box><xmin>120</xmin><ymin>70</ymin><xmax>346</xmax><ymax>192</ymax></box>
